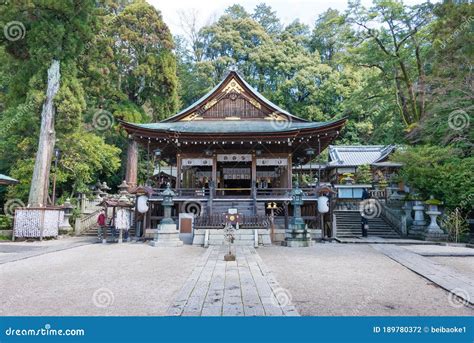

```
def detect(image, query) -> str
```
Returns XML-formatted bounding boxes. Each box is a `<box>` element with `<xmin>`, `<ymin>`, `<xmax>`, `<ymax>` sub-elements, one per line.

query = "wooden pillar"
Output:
<box><xmin>287</xmin><ymin>153</ymin><xmax>292</xmax><ymax>188</ymax></box>
<box><xmin>251</xmin><ymin>153</ymin><xmax>257</xmax><ymax>195</ymax></box>
<box><xmin>125</xmin><ymin>137</ymin><xmax>138</xmax><ymax>187</ymax></box>
<box><xmin>212</xmin><ymin>154</ymin><xmax>217</xmax><ymax>189</ymax></box>
<box><xmin>176</xmin><ymin>154</ymin><xmax>181</xmax><ymax>189</ymax></box>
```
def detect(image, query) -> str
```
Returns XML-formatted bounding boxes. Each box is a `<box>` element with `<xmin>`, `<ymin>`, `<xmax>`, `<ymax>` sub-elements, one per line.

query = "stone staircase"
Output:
<box><xmin>335</xmin><ymin>211</ymin><xmax>400</xmax><ymax>238</ymax></box>
<box><xmin>209</xmin><ymin>200</ymin><xmax>265</xmax><ymax>216</ymax></box>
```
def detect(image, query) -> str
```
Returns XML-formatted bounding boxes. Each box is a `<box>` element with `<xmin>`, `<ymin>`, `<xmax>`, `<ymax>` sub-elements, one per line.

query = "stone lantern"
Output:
<box><xmin>284</xmin><ymin>182</ymin><xmax>313</xmax><ymax>247</ymax></box>
<box><xmin>59</xmin><ymin>198</ymin><xmax>74</xmax><ymax>234</ymax></box>
<box><xmin>161</xmin><ymin>184</ymin><xmax>175</xmax><ymax>225</ymax></box>
<box><xmin>150</xmin><ymin>183</ymin><xmax>183</xmax><ymax>247</ymax></box>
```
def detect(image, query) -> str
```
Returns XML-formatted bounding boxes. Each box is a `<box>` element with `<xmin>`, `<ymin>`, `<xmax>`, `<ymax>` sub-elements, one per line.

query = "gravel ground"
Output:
<box><xmin>257</xmin><ymin>244</ymin><xmax>474</xmax><ymax>316</ymax></box>
<box><xmin>430</xmin><ymin>256</ymin><xmax>474</xmax><ymax>276</ymax></box>
<box><xmin>0</xmin><ymin>242</ymin><xmax>204</xmax><ymax>316</ymax></box>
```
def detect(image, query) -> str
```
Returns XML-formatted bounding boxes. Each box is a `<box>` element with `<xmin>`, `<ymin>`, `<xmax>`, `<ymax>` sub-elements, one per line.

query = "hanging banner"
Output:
<box><xmin>182</xmin><ymin>158</ymin><xmax>213</xmax><ymax>166</ymax></box>
<box><xmin>256</xmin><ymin>158</ymin><xmax>288</xmax><ymax>166</ymax></box>
<box><xmin>217</xmin><ymin>154</ymin><xmax>252</xmax><ymax>162</ymax></box>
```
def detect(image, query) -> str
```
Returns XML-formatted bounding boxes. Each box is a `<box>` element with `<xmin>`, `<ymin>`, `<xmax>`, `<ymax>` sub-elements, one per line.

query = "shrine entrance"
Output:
<box><xmin>216</xmin><ymin>154</ymin><xmax>252</xmax><ymax>197</ymax></box>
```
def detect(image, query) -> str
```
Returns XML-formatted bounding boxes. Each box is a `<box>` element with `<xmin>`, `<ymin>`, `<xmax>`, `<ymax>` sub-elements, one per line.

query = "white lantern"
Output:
<box><xmin>137</xmin><ymin>195</ymin><xmax>149</xmax><ymax>213</ymax></box>
<box><xmin>317</xmin><ymin>196</ymin><xmax>329</xmax><ymax>213</ymax></box>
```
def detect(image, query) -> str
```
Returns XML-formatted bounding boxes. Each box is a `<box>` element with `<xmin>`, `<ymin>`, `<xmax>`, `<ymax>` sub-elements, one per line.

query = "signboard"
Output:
<box><xmin>217</xmin><ymin>154</ymin><xmax>252</xmax><ymax>162</ymax></box>
<box><xmin>182</xmin><ymin>158</ymin><xmax>213</xmax><ymax>166</ymax></box>
<box><xmin>256</xmin><ymin>158</ymin><xmax>288</xmax><ymax>166</ymax></box>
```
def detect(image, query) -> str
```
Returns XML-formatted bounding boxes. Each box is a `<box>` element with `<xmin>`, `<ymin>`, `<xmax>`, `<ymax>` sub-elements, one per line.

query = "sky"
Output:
<box><xmin>147</xmin><ymin>0</ymin><xmax>431</xmax><ymax>36</ymax></box>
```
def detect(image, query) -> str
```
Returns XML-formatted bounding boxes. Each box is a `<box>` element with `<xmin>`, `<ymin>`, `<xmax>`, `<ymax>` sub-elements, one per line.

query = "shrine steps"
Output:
<box><xmin>335</xmin><ymin>211</ymin><xmax>400</xmax><ymax>238</ymax></box>
<box><xmin>207</xmin><ymin>200</ymin><xmax>265</xmax><ymax>216</ymax></box>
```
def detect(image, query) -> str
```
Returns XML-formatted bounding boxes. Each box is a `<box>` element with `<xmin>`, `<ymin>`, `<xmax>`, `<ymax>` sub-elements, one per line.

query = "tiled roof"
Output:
<box><xmin>0</xmin><ymin>174</ymin><xmax>18</xmax><ymax>185</ymax></box>
<box><xmin>328</xmin><ymin>145</ymin><xmax>396</xmax><ymax>167</ymax></box>
<box><xmin>135</xmin><ymin>120</ymin><xmax>340</xmax><ymax>134</ymax></box>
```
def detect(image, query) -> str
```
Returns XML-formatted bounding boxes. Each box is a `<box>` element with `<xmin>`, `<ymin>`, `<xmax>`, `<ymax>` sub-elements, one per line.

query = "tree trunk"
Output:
<box><xmin>125</xmin><ymin>137</ymin><xmax>138</xmax><ymax>188</ymax></box>
<box><xmin>28</xmin><ymin>60</ymin><xmax>61</xmax><ymax>207</ymax></box>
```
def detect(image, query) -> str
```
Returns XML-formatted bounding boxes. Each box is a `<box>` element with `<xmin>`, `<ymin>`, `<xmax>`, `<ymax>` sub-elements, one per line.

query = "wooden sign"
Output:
<box><xmin>256</xmin><ymin>158</ymin><xmax>288</xmax><ymax>166</ymax></box>
<box><xmin>217</xmin><ymin>154</ymin><xmax>252</xmax><ymax>162</ymax></box>
<box><xmin>182</xmin><ymin>158</ymin><xmax>213</xmax><ymax>166</ymax></box>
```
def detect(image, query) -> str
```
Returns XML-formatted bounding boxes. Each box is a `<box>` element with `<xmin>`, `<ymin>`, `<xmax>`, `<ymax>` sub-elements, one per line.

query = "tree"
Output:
<box><xmin>347</xmin><ymin>0</ymin><xmax>433</xmax><ymax>129</ymax></box>
<box><xmin>252</xmin><ymin>3</ymin><xmax>282</xmax><ymax>35</ymax></box>
<box><xmin>392</xmin><ymin>145</ymin><xmax>474</xmax><ymax>210</ymax></box>
<box><xmin>110</xmin><ymin>0</ymin><xmax>179</xmax><ymax>121</ymax></box>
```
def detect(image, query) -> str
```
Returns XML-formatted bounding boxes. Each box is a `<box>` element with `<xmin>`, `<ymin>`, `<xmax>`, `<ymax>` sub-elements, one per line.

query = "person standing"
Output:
<box><xmin>97</xmin><ymin>209</ymin><xmax>107</xmax><ymax>243</ymax></box>
<box><xmin>361</xmin><ymin>188</ymin><xmax>370</xmax><ymax>237</ymax></box>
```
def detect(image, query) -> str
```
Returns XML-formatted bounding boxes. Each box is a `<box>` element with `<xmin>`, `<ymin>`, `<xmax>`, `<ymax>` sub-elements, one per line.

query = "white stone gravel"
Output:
<box><xmin>0</xmin><ymin>242</ymin><xmax>204</xmax><ymax>316</ymax></box>
<box><xmin>257</xmin><ymin>244</ymin><xmax>474</xmax><ymax>316</ymax></box>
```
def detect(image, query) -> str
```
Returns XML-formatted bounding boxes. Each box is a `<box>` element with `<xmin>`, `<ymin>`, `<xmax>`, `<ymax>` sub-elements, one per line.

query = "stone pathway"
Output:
<box><xmin>167</xmin><ymin>246</ymin><xmax>299</xmax><ymax>316</ymax></box>
<box><xmin>372</xmin><ymin>244</ymin><xmax>474</xmax><ymax>306</ymax></box>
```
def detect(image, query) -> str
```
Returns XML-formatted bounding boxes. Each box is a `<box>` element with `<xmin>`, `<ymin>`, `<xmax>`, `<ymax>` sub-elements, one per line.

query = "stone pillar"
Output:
<box><xmin>125</xmin><ymin>137</ymin><xmax>138</xmax><ymax>188</ymax></box>
<box><xmin>409</xmin><ymin>200</ymin><xmax>426</xmax><ymax>238</ymax></box>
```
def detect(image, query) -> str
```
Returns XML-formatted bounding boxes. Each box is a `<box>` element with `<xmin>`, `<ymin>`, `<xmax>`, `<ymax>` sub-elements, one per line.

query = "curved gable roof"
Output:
<box><xmin>162</xmin><ymin>70</ymin><xmax>307</xmax><ymax>123</ymax></box>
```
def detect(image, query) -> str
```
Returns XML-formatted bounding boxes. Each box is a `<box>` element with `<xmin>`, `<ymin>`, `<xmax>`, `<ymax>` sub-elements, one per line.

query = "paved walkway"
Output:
<box><xmin>0</xmin><ymin>237</ymin><xmax>95</xmax><ymax>264</ymax></box>
<box><xmin>167</xmin><ymin>246</ymin><xmax>299</xmax><ymax>316</ymax></box>
<box><xmin>372</xmin><ymin>244</ymin><xmax>474</xmax><ymax>306</ymax></box>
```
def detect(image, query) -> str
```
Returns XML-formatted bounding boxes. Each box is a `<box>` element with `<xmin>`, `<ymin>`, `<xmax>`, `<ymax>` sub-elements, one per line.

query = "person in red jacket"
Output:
<box><xmin>97</xmin><ymin>209</ymin><xmax>107</xmax><ymax>243</ymax></box>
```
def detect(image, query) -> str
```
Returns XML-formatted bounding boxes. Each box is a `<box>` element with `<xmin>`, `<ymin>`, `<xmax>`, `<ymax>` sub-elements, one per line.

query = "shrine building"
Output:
<box><xmin>120</xmin><ymin>70</ymin><xmax>346</xmax><ymax>241</ymax></box>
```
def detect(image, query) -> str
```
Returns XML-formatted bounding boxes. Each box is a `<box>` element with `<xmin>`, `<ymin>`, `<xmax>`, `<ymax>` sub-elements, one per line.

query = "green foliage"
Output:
<box><xmin>355</xmin><ymin>164</ymin><xmax>372</xmax><ymax>184</ymax></box>
<box><xmin>392</xmin><ymin>146</ymin><xmax>474</xmax><ymax>210</ymax></box>
<box><xmin>442</xmin><ymin>208</ymin><xmax>470</xmax><ymax>243</ymax></box>
<box><xmin>0</xmin><ymin>215</ymin><xmax>12</xmax><ymax>230</ymax></box>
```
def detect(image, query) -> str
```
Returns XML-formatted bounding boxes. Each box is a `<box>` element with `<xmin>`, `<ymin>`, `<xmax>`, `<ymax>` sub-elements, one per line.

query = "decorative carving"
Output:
<box><xmin>229</xmin><ymin>92</ymin><xmax>239</xmax><ymax>101</ymax></box>
<box><xmin>249</xmin><ymin>98</ymin><xmax>261</xmax><ymax>109</ymax></box>
<box><xmin>181</xmin><ymin>113</ymin><xmax>202</xmax><ymax>121</ymax></box>
<box><xmin>203</xmin><ymin>98</ymin><xmax>218</xmax><ymax>110</ymax></box>
<box><xmin>222</xmin><ymin>78</ymin><xmax>244</xmax><ymax>94</ymax></box>
<box><xmin>265</xmin><ymin>112</ymin><xmax>287</xmax><ymax>122</ymax></box>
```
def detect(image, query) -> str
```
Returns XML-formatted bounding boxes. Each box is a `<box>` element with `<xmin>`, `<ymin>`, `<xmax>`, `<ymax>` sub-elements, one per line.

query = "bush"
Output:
<box><xmin>392</xmin><ymin>145</ymin><xmax>474</xmax><ymax>210</ymax></box>
<box><xmin>0</xmin><ymin>215</ymin><xmax>12</xmax><ymax>230</ymax></box>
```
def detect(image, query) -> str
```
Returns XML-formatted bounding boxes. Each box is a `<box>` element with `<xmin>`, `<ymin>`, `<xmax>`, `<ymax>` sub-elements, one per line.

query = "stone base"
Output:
<box><xmin>423</xmin><ymin>231</ymin><xmax>448</xmax><ymax>242</ymax></box>
<box><xmin>150</xmin><ymin>223</ymin><xmax>183</xmax><ymax>247</ymax></box>
<box><xmin>59</xmin><ymin>226</ymin><xmax>74</xmax><ymax>235</ymax></box>
<box><xmin>224</xmin><ymin>253</ymin><xmax>236</xmax><ymax>261</ymax></box>
<box><xmin>282</xmin><ymin>239</ymin><xmax>315</xmax><ymax>247</ymax></box>
<box><xmin>408</xmin><ymin>225</ymin><xmax>426</xmax><ymax>239</ymax></box>
<box><xmin>150</xmin><ymin>239</ymin><xmax>183</xmax><ymax>247</ymax></box>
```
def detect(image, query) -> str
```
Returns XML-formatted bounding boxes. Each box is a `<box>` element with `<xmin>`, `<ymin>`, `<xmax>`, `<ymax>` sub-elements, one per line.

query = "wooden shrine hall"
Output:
<box><xmin>120</xmin><ymin>70</ymin><xmax>346</xmax><ymax>232</ymax></box>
